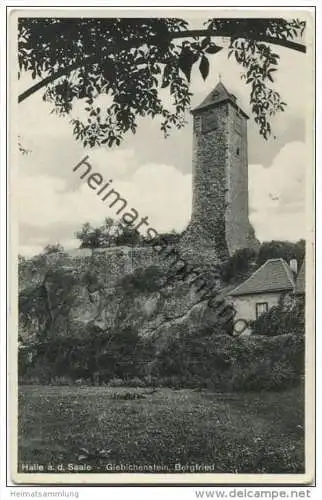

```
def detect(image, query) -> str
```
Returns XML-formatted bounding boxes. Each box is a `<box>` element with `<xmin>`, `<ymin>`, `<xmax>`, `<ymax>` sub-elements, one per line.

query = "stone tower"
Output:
<box><xmin>184</xmin><ymin>81</ymin><xmax>258</xmax><ymax>259</ymax></box>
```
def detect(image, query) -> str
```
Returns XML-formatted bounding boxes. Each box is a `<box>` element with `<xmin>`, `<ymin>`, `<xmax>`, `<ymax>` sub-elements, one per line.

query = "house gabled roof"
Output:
<box><xmin>229</xmin><ymin>258</ymin><xmax>295</xmax><ymax>297</ymax></box>
<box><xmin>191</xmin><ymin>81</ymin><xmax>249</xmax><ymax>118</ymax></box>
<box><xmin>295</xmin><ymin>262</ymin><xmax>305</xmax><ymax>295</ymax></box>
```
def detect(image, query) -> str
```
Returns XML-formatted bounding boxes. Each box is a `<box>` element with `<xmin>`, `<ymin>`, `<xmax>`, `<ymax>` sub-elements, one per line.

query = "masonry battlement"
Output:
<box><xmin>19</xmin><ymin>246</ymin><xmax>164</xmax><ymax>291</ymax></box>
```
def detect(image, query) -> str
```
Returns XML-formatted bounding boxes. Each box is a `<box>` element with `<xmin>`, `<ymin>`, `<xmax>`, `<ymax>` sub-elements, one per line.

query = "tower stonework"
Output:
<box><xmin>184</xmin><ymin>81</ymin><xmax>258</xmax><ymax>259</ymax></box>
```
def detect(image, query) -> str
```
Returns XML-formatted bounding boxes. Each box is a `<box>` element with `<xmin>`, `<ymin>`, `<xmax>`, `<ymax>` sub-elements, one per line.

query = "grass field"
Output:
<box><xmin>18</xmin><ymin>385</ymin><xmax>305</xmax><ymax>474</ymax></box>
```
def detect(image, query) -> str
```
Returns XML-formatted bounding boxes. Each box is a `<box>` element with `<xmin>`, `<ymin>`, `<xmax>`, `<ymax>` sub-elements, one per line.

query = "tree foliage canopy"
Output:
<box><xmin>75</xmin><ymin>219</ymin><xmax>181</xmax><ymax>248</ymax></box>
<box><xmin>75</xmin><ymin>218</ymin><xmax>116</xmax><ymax>248</ymax></box>
<box><xmin>19</xmin><ymin>17</ymin><xmax>306</xmax><ymax>146</ymax></box>
<box><xmin>256</xmin><ymin>239</ymin><xmax>305</xmax><ymax>267</ymax></box>
<box><xmin>42</xmin><ymin>243</ymin><xmax>65</xmax><ymax>255</ymax></box>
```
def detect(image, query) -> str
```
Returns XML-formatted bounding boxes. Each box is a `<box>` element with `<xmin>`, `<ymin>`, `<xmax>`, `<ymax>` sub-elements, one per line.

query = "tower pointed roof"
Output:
<box><xmin>192</xmin><ymin>81</ymin><xmax>249</xmax><ymax>118</ymax></box>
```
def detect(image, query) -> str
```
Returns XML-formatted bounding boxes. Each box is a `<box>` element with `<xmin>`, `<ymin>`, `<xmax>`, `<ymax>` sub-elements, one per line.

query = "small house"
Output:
<box><xmin>228</xmin><ymin>258</ymin><xmax>297</xmax><ymax>335</ymax></box>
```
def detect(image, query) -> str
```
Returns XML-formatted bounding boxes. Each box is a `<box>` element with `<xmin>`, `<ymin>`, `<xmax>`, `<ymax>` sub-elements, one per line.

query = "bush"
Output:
<box><xmin>108</xmin><ymin>377</ymin><xmax>126</xmax><ymax>387</ymax></box>
<box><xmin>19</xmin><ymin>321</ymin><xmax>145</xmax><ymax>385</ymax></box>
<box><xmin>18</xmin><ymin>376</ymin><xmax>41</xmax><ymax>385</ymax></box>
<box><xmin>143</xmin><ymin>375</ymin><xmax>159</xmax><ymax>387</ymax></box>
<box><xmin>110</xmin><ymin>392</ymin><xmax>146</xmax><ymax>400</ymax></box>
<box><xmin>117</xmin><ymin>265</ymin><xmax>165</xmax><ymax>294</ymax></box>
<box><xmin>221</xmin><ymin>248</ymin><xmax>257</xmax><ymax>283</ymax></box>
<box><xmin>151</xmin><ymin>333</ymin><xmax>304</xmax><ymax>392</ymax></box>
<box><xmin>226</xmin><ymin>334</ymin><xmax>304</xmax><ymax>391</ymax></box>
<box><xmin>250</xmin><ymin>299</ymin><xmax>305</xmax><ymax>337</ymax></box>
<box><xmin>125</xmin><ymin>377</ymin><xmax>146</xmax><ymax>388</ymax></box>
<box><xmin>50</xmin><ymin>375</ymin><xmax>74</xmax><ymax>386</ymax></box>
<box><xmin>18</xmin><ymin>358</ymin><xmax>53</xmax><ymax>384</ymax></box>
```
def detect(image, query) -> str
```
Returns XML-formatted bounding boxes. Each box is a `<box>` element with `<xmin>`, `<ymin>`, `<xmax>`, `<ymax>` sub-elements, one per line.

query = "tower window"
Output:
<box><xmin>194</xmin><ymin>116</ymin><xmax>201</xmax><ymax>133</ymax></box>
<box><xmin>236</xmin><ymin>147</ymin><xmax>240</xmax><ymax>156</ymax></box>
<box><xmin>202</xmin><ymin>112</ymin><xmax>218</xmax><ymax>133</ymax></box>
<box><xmin>235</xmin><ymin>113</ymin><xmax>242</xmax><ymax>133</ymax></box>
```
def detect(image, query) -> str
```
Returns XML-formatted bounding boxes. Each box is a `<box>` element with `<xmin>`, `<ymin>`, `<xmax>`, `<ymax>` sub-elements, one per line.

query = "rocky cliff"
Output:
<box><xmin>18</xmin><ymin>247</ymin><xmax>227</xmax><ymax>348</ymax></box>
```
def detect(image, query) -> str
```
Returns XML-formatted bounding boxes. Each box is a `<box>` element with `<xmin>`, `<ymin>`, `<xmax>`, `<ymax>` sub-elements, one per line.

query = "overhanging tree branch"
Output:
<box><xmin>18</xmin><ymin>28</ymin><xmax>306</xmax><ymax>104</ymax></box>
<box><xmin>174</xmin><ymin>29</ymin><xmax>306</xmax><ymax>52</ymax></box>
<box><xmin>19</xmin><ymin>59</ymin><xmax>86</xmax><ymax>103</ymax></box>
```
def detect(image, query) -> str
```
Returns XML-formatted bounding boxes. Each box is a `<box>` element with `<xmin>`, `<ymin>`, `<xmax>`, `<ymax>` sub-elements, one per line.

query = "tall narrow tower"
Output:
<box><xmin>185</xmin><ymin>81</ymin><xmax>258</xmax><ymax>259</ymax></box>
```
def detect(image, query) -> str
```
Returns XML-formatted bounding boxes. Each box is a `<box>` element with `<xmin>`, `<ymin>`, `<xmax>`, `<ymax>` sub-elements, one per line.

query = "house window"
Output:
<box><xmin>256</xmin><ymin>302</ymin><xmax>268</xmax><ymax>319</ymax></box>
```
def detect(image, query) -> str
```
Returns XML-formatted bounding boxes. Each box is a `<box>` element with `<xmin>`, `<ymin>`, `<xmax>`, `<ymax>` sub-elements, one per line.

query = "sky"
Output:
<box><xmin>16</xmin><ymin>16</ymin><xmax>311</xmax><ymax>257</ymax></box>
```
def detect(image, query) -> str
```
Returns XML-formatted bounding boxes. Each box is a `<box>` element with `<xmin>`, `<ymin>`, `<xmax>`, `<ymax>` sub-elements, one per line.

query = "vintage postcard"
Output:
<box><xmin>8</xmin><ymin>7</ymin><xmax>315</xmax><ymax>485</ymax></box>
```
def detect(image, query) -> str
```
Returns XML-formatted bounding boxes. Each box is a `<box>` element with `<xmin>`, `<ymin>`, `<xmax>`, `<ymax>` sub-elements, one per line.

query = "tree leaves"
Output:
<box><xmin>178</xmin><ymin>46</ymin><xmax>198</xmax><ymax>83</ymax></box>
<box><xmin>161</xmin><ymin>64</ymin><xmax>171</xmax><ymax>88</ymax></box>
<box><xmin>201</xmin><ymin>37</ymin><xmax>210</xmax><ymax>50</ymax></box>
<box><xmin>18</xmin><ymin>17</ymin><xmax>306</xmax><ymax>145</ymax></box>
<box><xmin>199</xmin><ymin>55</ymin><xmax>210</xmax><ymax>80</ymax></box>
<box><xmin>206</xmin><ymin>44</ymin><xmax>222</xmax><ymax>54</ymax></box>
<box><xmin>228</xmin><ymin>35</ymin><xmax>291</xmax><ymax>139</ymax></box>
